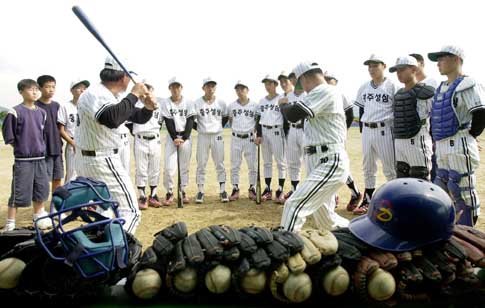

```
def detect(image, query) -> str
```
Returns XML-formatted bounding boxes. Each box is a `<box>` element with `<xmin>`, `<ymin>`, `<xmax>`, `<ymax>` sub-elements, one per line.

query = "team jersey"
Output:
<box><xmin>228</xmin><ymin>99</ymin><xmax>258</xmax><ymax>133</ymax></box>
<box><xmin>193</xmin><ymin>97</ymin><xmax>228</xmax><ymax>134</ymax></box>
<box><xmin>342</xmin><ymin>93</ymin><xmax>353</xmax><ymax>111</ymax></box>
<box><xmin>161</xmin><ymin>96</ymin><xmax>196</xmax><ymax>133</ymax></box>
<box><xmin>57</xmin><ymin>101</ymin><xmax>78</xmax><ymax>138</ymax></box>
<box><xmin>297</xmin><ymin>83</ymin><xmax>347</xmax><ymax>147</ymax></box>
<box><xmin>132</xmin><ymin>99</ymin><xmax>163</xmax><ymax>135</ymax></box>
<box><xmin>256</xmin><ymin>94</ymin><xmax>284</xmax><ymax>126</ymax></box>
<box><xmin>77</xmin><ymin>83</ymin><xmax>132</xmax><ymax>151</ymax></box>
<box><xmin>354</xmin><ymin>78</ymin><xmax>398</xmax><ymax>122</ymax></box>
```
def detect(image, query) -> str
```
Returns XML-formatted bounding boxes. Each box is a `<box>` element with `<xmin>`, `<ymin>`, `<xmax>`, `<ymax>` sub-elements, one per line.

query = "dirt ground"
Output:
<box><xmin>1</xmin><ymin>128</ymin><xmax>484</xmax><ymax>249</ymax></box>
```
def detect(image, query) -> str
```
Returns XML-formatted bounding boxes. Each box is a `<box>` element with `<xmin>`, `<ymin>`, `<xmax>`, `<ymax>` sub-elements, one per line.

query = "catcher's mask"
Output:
<box><xmin>35</xmin><ymin>176</ymin><xmax>128</xmax><ymax>278</ymax></box>
<box><xmin>349</xmin><ymin>178</ymin><xmax>455</xmax><ymax>252</ymax></box>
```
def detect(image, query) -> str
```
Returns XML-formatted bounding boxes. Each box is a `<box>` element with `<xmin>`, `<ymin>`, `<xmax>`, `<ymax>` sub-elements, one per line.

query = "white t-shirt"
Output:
<box><xmin>354</xmin><ymin>78</ymin><xmax>399</xmax><ymax>122</ymax></box>
<box><xmin>132</xmin><ymin>99</ymin><xmax>163</xmax><ymax>135</ymax></box>
<box><xmin>193</xmin><ymin>97</ymin><xmax>228</xmax><ymax>134</ymax></box>
<box><xmin>160</xmin><ymin>96</ymin><xmax>196</xmax><ymax>133</ymax></box>
<box><xmin>256</xmin><ymin>94</ymin><xmax>284</xmax><ymax>126</ymax></box>
<box><xmin>228</xmin><ymin>99</ymin><xmax>258</xmax><ymax>133</ymax></box>
<box><xmin>57</xmin><ymin>100</ymin><xmax>78</xmax><ymax>138</ymax></box>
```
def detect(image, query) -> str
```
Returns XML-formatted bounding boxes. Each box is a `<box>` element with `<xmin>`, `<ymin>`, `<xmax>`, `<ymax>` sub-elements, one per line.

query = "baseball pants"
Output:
<box><xmin>230</xmin><ymin>132</ymin><xmax>257</xmax><ymax>187</ymax></box>
<box><xmin>287</xmin><ymin>126</ymin><xmax>305</xmax><ymax>182</ymax></box>
<box><xmin>395</xmin><ymin>126</ymin><xmax>433</xmax><ymax>174</ymax></box>
<box><xmin>75</xmin><ymin>150</ymin><xmax>140</xmax><ymax>235</ymax></box>
<box><xmin>362</xmin><ymin>123</ymin><xmax>396</xmax><ymax>188</ymax></box>
<box><xmin>262</xmin><ymin>126</ymin><xmax>287</xmax><ymax>180</ymax></box>
<box><xmin>281</xmin><ymin>145</ymin><xmax>350</xmax><ymax>232</ymax></box>
<box><xmin>134</xmin><ymin>134</ymin><xmax>161</xmax><ymax>188</ymax></box>
<box><xmin>196</xmin><ymin>132</ymin><xmax>226</xmax><ymax>186</ymax></box>
<box><xmin>64</xmin><ymin>144</ymin><xmax>76</xmax><ymax>182</ymax></box>
<box><xmin>164</xmin><ymin>135</ymin><xmax>192</xmax><ymax>191</ymax></box>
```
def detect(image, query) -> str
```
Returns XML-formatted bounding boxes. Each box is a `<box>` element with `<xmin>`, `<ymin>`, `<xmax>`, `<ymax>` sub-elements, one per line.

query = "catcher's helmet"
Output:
<box><xmin>349</xmin><ymin>178</ymin><xmax>455</xmax><ymax>252</ymax></box>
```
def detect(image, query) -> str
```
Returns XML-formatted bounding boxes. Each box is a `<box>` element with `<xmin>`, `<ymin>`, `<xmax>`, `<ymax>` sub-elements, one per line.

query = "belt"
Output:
<box><xmin>262</xmin><ymin>124</ymin><xmax>279</xmax><ymax>129</ymax></box>
<box><xmin>137</xmin><ymin>134</ymin><xmax>159</xmax><ymax>141</ymax></box>
<box><xmin>364</xmin><ymin>122</ymin><xmax>386</xmax><ymax>128</ymax></box>
<box><xmin>291</xmin><ymin>123</ymin><xmax>304</xmax><ymax>129</ymax></box>
<box><xmin>81</xmin><ymin>149</ymin><xmax>118</xmax><ymax>157</ymax></box>
<box><xmin>304</xmin><ymin>145</ymin><xmax>328</xmax><ymax>155</ymax></box>
<box><xmin>232</xmin><ymin>132</ymin><xmax>252</xmax><ymax>139</ymax></box>
<box><xmin>459</xmin><ymin>122</ymin><xmax>471</xmax><ymax>129</ymax></box>
<box><xmin>420</xmin><ymin>119</ymin><xmax>427</xmax><ymax>125</ymax></box>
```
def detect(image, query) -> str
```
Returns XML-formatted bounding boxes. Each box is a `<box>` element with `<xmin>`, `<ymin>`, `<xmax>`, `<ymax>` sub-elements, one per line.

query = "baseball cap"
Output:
<box><xmin>324</xmin><ymin>71</ymin><xmax>338</xmax><ymax>82</ymax></box>
<box><xmin>428</xmin><ymin>45</ymin><xmax>465</xmax><ymax>62</ymax></box>
<box><xmin>202</xmin><ymin>77</ymin><xmax>217</xmax><ymax>87</ymax></box>
<box><xmin>288</xmin><ymin>72</ymin><xmax>296</xmax><ymax>79</ymax></box>
<box><xmin>70</xmin><ymin>78</ymin><xmax>90</xmax><ymax>90</ymax></box>
<box><xmin>234</xmin><ymin>80</ymin><xmax>249</xmax><ymax>89</ymax></box>
<box><xmin>261</xmin><ymin>74</ymin><xmax>279</xmax><ymax>84</ymax></box>
<box><xmin>278</xmin><ymin>71</ymin><xmax>289</xmax><ymax>80</ymax></box>
<box><xmin>363</xmin><ymin>54</ymin><xmax>386</xmax><ymax>65</ymax></box>
<box><xmin>104</xmin><ymin>56</ymin><xmax>124</xmax><ymax>72</ymax></box>
<box><xmin>168</xmin><ymin>77</ymin><xmax>182</xmax><ymax>87</ymax></box>
<box><xmin>292</xmin><ymin>62</ymin><xmax>323</xmax><ymax>79</ymax></box>
<box><xmin>389</xmin><ymin>56</ymin><xmax>418</xmax><ymax>73</ymax></box>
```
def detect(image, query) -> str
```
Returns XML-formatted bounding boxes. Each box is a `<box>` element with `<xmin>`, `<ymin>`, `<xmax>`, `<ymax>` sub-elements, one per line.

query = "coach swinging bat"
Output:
<box><xmin>72</xmin><ymin>5</ymin><xmax>136</xmax><ymax>83</ymax></box>
<box><xmin>256</xmin><ymin>144</ymin><xmax>261</xmax><ymax>204</ymax></box>
<box><xmin>177</xmin><ymin>146</ymin><xmax>183</xmax><ymax>208</ymax></box>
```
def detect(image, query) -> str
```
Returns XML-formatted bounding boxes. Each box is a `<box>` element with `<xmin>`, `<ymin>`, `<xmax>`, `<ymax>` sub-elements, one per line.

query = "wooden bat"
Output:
<box><xmin>177</xmin><ymin>146</ymin><xmax>183</xmax><ymax>208</ymax></box>
<box><xmin>256</xmin><ymin>144</ymin><xmax>261</xmax><ymax>204</ymax></box>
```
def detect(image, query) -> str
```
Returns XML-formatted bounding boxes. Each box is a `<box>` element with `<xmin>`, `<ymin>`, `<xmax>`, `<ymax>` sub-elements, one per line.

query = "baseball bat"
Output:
<box><xmin>176</xmin><ymin>146</ymin><xmax>183</xmax><ymax>208</ymax></box>
<box><xmin>72</xmin><ymin>5</ymin><xmax>136</xmax><ymax>83</ymax></box>
<box><xmin>256</xmin><ymin>144</ymin><xmax>261</xmax><ymax>204</ymax></box>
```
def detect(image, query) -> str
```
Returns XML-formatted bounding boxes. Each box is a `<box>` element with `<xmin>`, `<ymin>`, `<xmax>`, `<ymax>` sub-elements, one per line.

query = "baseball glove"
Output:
<box><xmin>182</xmin><ymin>234</ymin><xmax>205</xmax><ymax>265</ymax></box>
<box><xmin>249</xmin><ymin>247</ymin><xmax>271</xmax><ymax>270</ymax></box>
<box><xmin>168</xmin><ymin>240</ymin><xmax>186</xmax><ymax>274</ymax></box>
<box><xmin>237</xmin><ymin>230</ymin><xmax>258</xmax><ymax>255</ymax></box>
<box><xmin>353</xmin><ymin>256</ymin><xmax>380</xmax><ymax>302</ymax></box>
<box><xmin>152</xmin><ymin>232</ymin><xmax>174</xmax><ymax>257</ymax></box>
<box><xmin>269</xmin><ymin>262</ymin><xmax>291</xmax><ymax>303</ymax></box>
<box><xmin>223</xmin><ymin>246</ymin><xmax>241</xmax><ymax>262</ymax></box>
<box><xmin>299</xmin><ymin>234</ymin><xmax>322</xmax><ymax>265</ymax></box>
<box><xmin>286</xmin><ymin>252</ymin><xmax>306</xmax><ymax>274</ymax></box>
<box><xmin>368</xmin><ymin>250</ymin><xmax>398</xmax><ymax>271</ymax></box>
<box><xmin>272</xmin><ymin>229</ymin><xmax>304</xmax><ymax>255</ymax></box>
<box><xmin>160</xmin><ymin>221</ymin><xmax>188</xmax><ymax>242</ymax></box>
<box><xmin>300</xmin><ymin>229</ymin><xmax>338</xmax><ymax>256</ymax></box>
<box><xmin>196</xmin><ymin>228</ymin><xmax>224</xmax><ymax>258</ymax></box>
<box><xmin>240</xmin><ymin>226</ymin><xmax>273</xmax><ymax>245</ymax></box>
<box><xmin>209</xmin><ymin>225</ymin><xmax>241</xmax><ymax>247</ymax></box>
<box><xmin>453</xmin><ymin>224</ymin><xmax>485</xmax><ymax>251</ymax></box>
<box><xmin>264</xmin><ymin>240</ymin><xmax>290</xmax><ymax>262</ymax></box>
<box><xmin>451</xmin><ymin>235</ymin><xmax>485</xmax><ymax>267</ymax></box>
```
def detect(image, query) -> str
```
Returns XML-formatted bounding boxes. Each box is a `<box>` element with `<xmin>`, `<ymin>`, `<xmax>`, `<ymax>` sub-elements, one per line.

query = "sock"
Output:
<box><xmin>265</xmin><ymin>178</ymin><xmax>271</xmax><ymax>190</ymax></box>
<box><xmin>347</xmin><ymin>180</ymin><xmax>360</xmax><ymax>197</ymax></box>
<box><xmin>233</xmin><ymin>184</ymin><xmax>239</xmax><ymax>191</ymax></box>
<box><xmin>138</xmin><ymin>186</ymin><xmax>145</xmax><ymax>197</ymax></box>
<box><xmin>278</xmin><ymin>178</ymin><xmax>285</xmax><ymax>191</ymax></box>
<box><xmin>150</xmin><ymin>186</ymin><xmax>157</xmax><ymax>197</ymax></box>
<box><xmin>220</xmin><ymin>182</ymin><xmax>226</xmax><ymax>193</ymax></box>
<box><xmin>291</xmin><ymin>180</ymin><xmax>299</xmax><ymax>191</ymax></box>
<box><xmin>168</xmin><ymin>187</ymin><xmax>173</xmax><ymax>194</ymax></box>
<box><xmin>364</xmin><ymin>188</ymin><xmax>375</xmax><ymax>202</ymax></box>
<box><xmin>198</xmin><ymin>184</ymin><xmax>204</xmax><ymax>193</ymax></box>
<box><xmin>6</xmin><ymin>218</ymin><xmax>15</xmax><ymax>225</ymax></box>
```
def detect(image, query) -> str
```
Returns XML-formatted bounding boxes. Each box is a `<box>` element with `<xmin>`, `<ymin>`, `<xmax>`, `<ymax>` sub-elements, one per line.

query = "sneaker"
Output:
<box><xmin>220</xmin><ymin>191</ymin><xmax>229</xmax><ymax>203</ymax></box>
<box><xmin>195</xmin><ymin>192</ymin><xmax>204</xmax><ymax>204</ymax></box>
<box><xmin>229</xmin><ymin>189</ymin><xmax>240</xmax><ymax>201</ymax></box>
<box><xmin>33</xmin><ymin>211</ymin><xmax>52</xmax><ymax>230</ymax></box>
<box><xmin>284</xmin><ymin>190</ymin><xmax>294</xmax><ymax>200</ymax></box>
<box><xmin>149</xmin><ymin>195</ymin><xmax>162</xmax><ymax>208</ymax></box>
<box><xmin>138</xmin><ymin>196</ymin><xmax>148</xmax><ymax>210</ymax></box>
<box><xmin>262</xmin><ymin>188</ymin><xmax>272</xmax><ymax>201</ymax></box>
<box><xmin>346</xmin><ymin>192</ymin><xmax>363</xmax><ymax>212</ymax></box>
<box><xmin>2</xmin><ymin>221</ymin><xmax>15</xmax><ymax>232</ymax></box>
<box><xmin>182</xmin><ymin>191</ymin><xmax>190</xmax><ymax>204</ymax></box>
<box><xmin>163</xmin><ymin>193</ymin><xmax>174</xmax><ymax>206</ymax></box>
<box><xmin>248</xmin><ymin>187</ymin><xmax>257</xmax><ymax>201</ymax></box>
<box><xmin>353</xmin><ymin>198</ymin><xmax>369</xmax><ymax>215</ymax></box>
<box><xmin>275</xmin><ymin>189</ymin><xmax>285</xmax><ymax>204</ymax></box>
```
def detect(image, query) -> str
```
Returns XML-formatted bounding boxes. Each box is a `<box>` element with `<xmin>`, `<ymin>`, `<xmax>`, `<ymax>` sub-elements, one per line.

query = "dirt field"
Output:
<box><xmin>1</xmin><ymin>128</ymin><xmax>484</xmax><ymax>249</ymax></box>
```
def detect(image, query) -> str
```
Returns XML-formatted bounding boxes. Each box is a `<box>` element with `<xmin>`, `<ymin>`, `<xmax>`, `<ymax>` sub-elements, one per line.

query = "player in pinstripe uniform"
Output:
<box><xmin>193</xmin><ymin>77</ymin><xmax>230</xmax><ymax>203</ymax></box>
<box><xmin>132</xmin><ymin>83</ymin><xmax>163</xmax><ymax>210</ymax></box>
<box><xmin>279</xmin><ymin>72</ymin><xmax>305</xmax><ymax>200</ymax></box>
<box><xmin>323</xmin><ymin>71</ymin><xmax>363</xmax><ymax>211</ymax></box>
<box><xmin>57</xmin><ymin>78</ymin><xmax>90</xmax><ymax>182</ymax></box>
<box><xmin>255</xmin><ymin>74</ymin><xmax>287</xmax><ymax>204</ymax></box>
<box><xmin>280</xmin><ymin>62</ymin><xmax>350</xmax><ymax>231</ymax></box>
<box><xmin>428</xmin><ymin>45</ymin><xmax>485</xmax><ymax>226</ymax></box>
<box><xmin>161</xmin><ymin>77</ymin><xmax>195</xmax><ymax>205</ymax></box>
<box><xmin>75</xmin><ymin>57</ymin><xmax>157</xmax><ymax>235</ymax></box>
<box><xmin>389</xmin><ymin>56</ymin><xmax>435</xmax><ymax>180</ymax></box>
<box><xmin>228</xmin><ymin>80</ymin><xmax>258</xmax><ymax>201</ymax></box>
<box><xmin>353</xmin><ymin>54</ymin><xmax>399</xmax><ymax>215</ymax></box>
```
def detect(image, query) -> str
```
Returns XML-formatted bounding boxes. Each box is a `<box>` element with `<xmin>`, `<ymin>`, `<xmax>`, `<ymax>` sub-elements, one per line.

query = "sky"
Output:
<box><xmin>1</xmin><ymin>0</ymin><xmax>484</xmax><ymax>109</ymax></box>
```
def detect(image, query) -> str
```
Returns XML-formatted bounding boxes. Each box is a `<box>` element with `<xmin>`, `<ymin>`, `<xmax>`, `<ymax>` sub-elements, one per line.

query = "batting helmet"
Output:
<box><xmin>349</xmin><ymin>178</ymin><xmax>455</xmax><ymax>252</ymax></box>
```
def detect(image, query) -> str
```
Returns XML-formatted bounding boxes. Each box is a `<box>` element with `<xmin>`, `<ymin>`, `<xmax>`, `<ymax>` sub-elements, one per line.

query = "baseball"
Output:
<box><xmin>240</xmin><ymin>268</ymin><xmax>267</xmax><ymax>294</ymax></box>
<box><xmin>205</xmin><ymin>264</ymin><xmax>231</xmax><ymax>294</ymax></box>
<box><xmin>0</xmin><ymin>257</ymin><xmax>26</xmax><ymax>289</ymax></box>
<box><xmin>367</xmin><ymin>268</ymin><xmax>396</xmax><ymax>301</ymax></box>
<box><xmin>322</xmin><ymin>265</ymin><xmax>350</xmax><ymax>296</ymax></box>
<box><xmin>173</xmin><ymin>266</ymin><xmax>198</xmax><ymax>293</ymax></box>
<box><xmin>131</xmin><ymin>268</ymin><xmax>162</xmax><ymax>300</ymax></box>
<box><xmin>283</xmin><ymin>272</ymin><xmax>312</xmax><ymax>303</ymax></box>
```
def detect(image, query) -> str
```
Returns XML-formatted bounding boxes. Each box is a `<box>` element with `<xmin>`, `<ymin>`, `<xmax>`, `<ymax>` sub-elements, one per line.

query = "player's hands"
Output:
<box><xmin>174</xmin><ymin>138</ymin><xmax>184</xmax><ymax>147</ymax></box>
<box><xmin>278</xmin><ymin>97</ymin><xmax>289</xmax><ymax>105</ymax></box>
<box><xmin>141</xmin><ymin>91</ymin><xmax>158</xmax><ymax>111</ymax></box>
<box><xmin>131</xmin><ymin>82</ymin><xmax>149</xmax><ymax>99</ymax></box>
<box><xmin>254</xmin><ymin>137</ymin><xmax>262</xmax><ymax>145</ymax></box>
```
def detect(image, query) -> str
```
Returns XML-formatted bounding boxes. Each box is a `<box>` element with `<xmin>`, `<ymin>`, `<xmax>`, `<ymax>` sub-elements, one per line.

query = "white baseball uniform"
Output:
<box><xmin>57</xmin><ymin>100</ymin><xmax>78</xmax><ymax>182</ymax></box>
<box><xmin>193</xmin><ymin>97</ymin><xmax>228</xmax><ymax>188</ymax></box>
<box><xmin>118</xmin><ymin>123</ymin><xmax>131</xmax><ymax>172</ymax></box>
<box><xmin>76</xmin><ymin>83</ymin><xmax>140</xmax><ymax>235</ymax></box>
<box><xmin>285</xmin><ymin>91</ymin><xmax>306</xmax><ymax>184</ymax></box>
<box><xmin>355</xmin><ymin>78</ymin><xmax>398</xmax><ymax>188</ymax></box>
<box><xmin>228</xmin><ymin>99</ymin><xmax>258</xmax><ymax>188</ymax></box>
<box><xmin>161</xmin><ymin>96</ymin><xmax>196</xmax><ymax>192</ymax></box>
<box><xmin>133</xmin><ymin>100</ymin><xmax>162</xmax><ymax>189</ymax></box>
<box><xmin>256</xmin><ymin>94</ymin><xmax>287</xmax><ymax>180</ymax></box>
<box><xmin>281</xmin><ymin>83</ymin><xmax>350</xmax><ymax>231</ymax></box>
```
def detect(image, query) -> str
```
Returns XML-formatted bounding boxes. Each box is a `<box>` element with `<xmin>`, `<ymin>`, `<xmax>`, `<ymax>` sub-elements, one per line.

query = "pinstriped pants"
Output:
<box><xmin>262</xmin><ymin>126</ymin><xmax>287</xmax><ymax>180</ymax></box>
<box><xmin>64</xmin><ymin>144</ymin><xmax>76</xmax><ymax>182</ymax></box>
<box><xmin>394</xmin><ymin>126</ymin><xmax>432</xmax><ymax>170</ymax></box>
<box><xmin>286</xmin><ymin>127</ymin><xmax>305</xmax><ymax>181</ymax></box>
<box><xmin>164</xmin><ymin>135</ymin><xmax>192</xmax><ymax>191</ymax></box>
<box><xmin>230</xmin><ymin>133</ymin><xmax>257</xmax><ymax>187</ymax></box>
<box><xmin>134</xmin><ymin>134</ymin><xmax>161</xmax><ymax>187</ymax></box>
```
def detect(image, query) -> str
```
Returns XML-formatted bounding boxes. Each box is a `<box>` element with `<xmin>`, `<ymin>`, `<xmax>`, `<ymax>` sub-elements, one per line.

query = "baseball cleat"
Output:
<box><xmin>149</xmin><ymin>195</ymin><xmax>162</xmax><ymax>208</ymax></box>
<box><xmin>346</xmin><ymin>192</ymin><xmax>363</xmax><ymax>212</ymax></box>
<box><xmin>163</xmin><ymin>193</ymin><xmax>174</xmax><ymax>206</ymax></box>
<box><xmin>220</xmin><ymin>191</ymin><xmax>229</xmax><ymax>203</ymax></box>
<box><xmin>138</xmin><ymin>196</ymin><xmax>148</xmax><ymax>210</ymax></box>
<box><xmin>284</xmin><ymin>190</ymin><xmax>293</xmax><ymax>200</ymax></box>
<box><xmin>261</xmin><ymin>188</ymin><xmax>272</xmax><ymax>201</ymax></box>
<box><xmin>182</xmin><ymin>191</ymin><xmax>190</xmax><ymax>204</ymax></box>
<box><xmin>353</xmin><ymin>198</ymin><xmax>369</xmax><ymax>215</ymax></box>
<box><xmin>195</xmin><ymin>192</ymin><xmax>204</xmax><ymax>204</ymax></box>
<box><xmin>275</xmin><ymin>189</ymin><xmax>285</xmax><ymax>204</ymax></box>
<box><xmin>229</xmin><ymin>189</ymin><xmax>240</xmax><ymax>201</ymax></box>
<box><xmin>248</xmin><ymin>187</ymin><xmax>257</xmax><ymax>201</ymax></box>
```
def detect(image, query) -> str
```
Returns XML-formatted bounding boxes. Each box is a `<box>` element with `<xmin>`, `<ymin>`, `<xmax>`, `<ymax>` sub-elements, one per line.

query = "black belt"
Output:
<box><xmin>420</xmin><ymin>119</ymin><xmax>427</xmax><ymax>125</ymax></box>
<box><xmin>459</xmin><ymin>123</ymin><xmax>471</xmax><ymax>129</ymax></box>
<box><xmin>232</xmin><ymin>132</ymin><xmax>252</xmax><ymax>139</ymax></box>
<box><xmin>304</xmin><ymin>145</ymin><xmax>328</xmax><ymax>155</ymax></box>
<box><xmin>262</xmin><ymin>124</ymin><xmax>279</xmax><ymax>129</ymax></box>
<box><xmin>291</xmin><ymin>123</ymin><xmax>304</xmax><ymax>129</ymax></box>
<box><xmin>137</xmin><ymin>134</ymin><xmax>159</xmax><ymax>140</ymax></box>
<box><xmin>81</xmin><ymin>149</ymin><xmax>118</xmax><ymax>157</ymax></box>
<box><xmin>364</xmin><ymin>122</ymin><xmax>386</xmax><ymax>128</ymax></box>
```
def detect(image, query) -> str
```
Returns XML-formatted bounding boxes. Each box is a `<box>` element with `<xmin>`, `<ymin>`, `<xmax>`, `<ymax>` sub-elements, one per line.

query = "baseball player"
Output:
<box><xmin>428</xmin><ymin>45</ymin><xmax>485</xmax><ymax>226</ymax></box>
<box><xmin>75</xmin><ymin>56</ymin><xmax>156</xmax><ymax>235</ymax></box>
<box><xmin>280</xmin><ymin>62</ymin><xmax>350</xmax><ymax>232</ymax></box>
<box><xmin>353</xmin><ymin>54</ymin><xmax>399</xmax><ymax>215</ymax></box>
<box><xmin>132</xmin><ymin>83</ymin><xmax>163</xmax><ymax>209</ymax></box>
<box><xmin>228</xmin><ymin>80</ymin><xmax>258</xmax><ymax>201</ymax></box>
<box><xmin>255</xmin><ymin>74</ymin><xmax>287</xmax><ymax>204</ymax></box>
<box><xmin>279</xmin><ymin>72</ymin><xmax>305</xmax><ymax>200</ymax></box>
<box><xmin>193</xmin><ymin>77</ymin><xmax>229</xmax><ymax>203</ymax></box>
<box><xmin>389</xmin><ymin>56</ymin><xmax>435</xmax><ymax>180</ymax></box>
<box><xmin>57</xmin><ymin>78</ymin><xmax>90</xmax><ymax>182</ymax></box>
<box><xmin>161</xmin><ymin>77</ymin><xmax>195</xmax><ymax>205</ymax></box>
<box><xmin>324</xmin><ymin>71</ymin><xmax>363</xmax><ymax>211</ymax></box>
